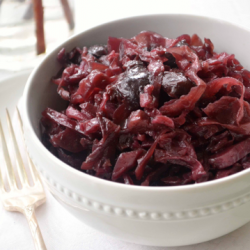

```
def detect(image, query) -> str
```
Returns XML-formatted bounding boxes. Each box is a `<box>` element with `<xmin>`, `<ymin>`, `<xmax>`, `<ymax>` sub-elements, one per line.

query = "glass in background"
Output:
<box><xmin>0</xmin><ymin>0</ymin><xmax>74</xmax><ymax>72</ymax></box>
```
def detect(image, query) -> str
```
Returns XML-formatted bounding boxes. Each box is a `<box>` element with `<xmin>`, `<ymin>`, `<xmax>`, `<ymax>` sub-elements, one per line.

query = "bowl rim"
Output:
<box><xmin>22</xmin><ymin>13</ymin><xmax>250</xmax><ymax>193</ymax></box>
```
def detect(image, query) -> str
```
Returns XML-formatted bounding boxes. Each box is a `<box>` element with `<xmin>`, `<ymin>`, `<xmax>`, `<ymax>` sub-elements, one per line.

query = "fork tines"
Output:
<box><xmin>0</xmin><ymin>108</ymin><xmax>39</xmax><ymax>190</ymax></box>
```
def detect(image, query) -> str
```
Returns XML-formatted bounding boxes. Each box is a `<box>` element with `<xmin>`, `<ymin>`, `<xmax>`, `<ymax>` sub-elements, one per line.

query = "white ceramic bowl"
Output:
<box><xmin>22</xmin><ymin>14</ymin><xmax>250</xmax><ymax>247</ymax></box>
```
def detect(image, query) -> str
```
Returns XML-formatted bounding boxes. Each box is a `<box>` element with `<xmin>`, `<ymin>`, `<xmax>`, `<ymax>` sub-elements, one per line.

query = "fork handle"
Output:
<box><xmin>24</xmin><ymin>206</ymin><xmax>47</xmax><ymax>250</ymax></box>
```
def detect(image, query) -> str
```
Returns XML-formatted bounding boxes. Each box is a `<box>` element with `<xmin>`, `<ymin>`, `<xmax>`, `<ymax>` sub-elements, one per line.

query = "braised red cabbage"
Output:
<box><xmin>40</xmin><ymin>31</ymin><xmax>250</xmax><ymax>186</ymax></box>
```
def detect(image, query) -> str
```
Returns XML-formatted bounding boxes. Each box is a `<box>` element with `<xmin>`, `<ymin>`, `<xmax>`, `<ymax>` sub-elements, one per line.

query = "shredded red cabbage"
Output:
<box><xmin>40</xmin><ymin>31</ymin><xmax>250</xmax><ymax>186</ymax></box>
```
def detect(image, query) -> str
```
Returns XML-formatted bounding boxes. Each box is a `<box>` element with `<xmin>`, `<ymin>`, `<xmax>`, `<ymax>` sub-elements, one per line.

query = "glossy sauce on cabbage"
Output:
<box><xmin>40</xmin><ymin>31</ymin><xmax>250</xmax><ymax>186</ymax></box>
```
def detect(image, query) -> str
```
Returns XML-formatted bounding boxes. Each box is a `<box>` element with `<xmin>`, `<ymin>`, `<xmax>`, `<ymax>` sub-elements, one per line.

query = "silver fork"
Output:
<box><xmin>0</xmin><ymin>109</ymin><xmax>47</xmax><ymax>250</ymax></box>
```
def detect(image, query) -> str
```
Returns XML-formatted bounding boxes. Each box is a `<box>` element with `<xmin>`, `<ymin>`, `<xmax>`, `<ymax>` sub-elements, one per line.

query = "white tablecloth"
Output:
<box><xmin>2</xmin><ymin>0</ymin><xmax>250</xmax><ymax>249</ymax></box>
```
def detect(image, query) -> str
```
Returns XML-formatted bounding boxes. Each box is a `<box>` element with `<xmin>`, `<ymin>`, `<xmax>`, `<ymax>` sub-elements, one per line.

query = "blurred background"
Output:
<box><xmin>75</xmin><ymin>0</ymin><xmax>250</xmax><ymax>32</ymax></box>
<box><xmin>0</xmin><ymin>0</ymin><xmax>250</xmax><ymax>76</ymax></box>
<box><xmin>0</xmin><ymin>0</ymin><xmax>74</xmax><ymax>74</ymax></box>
